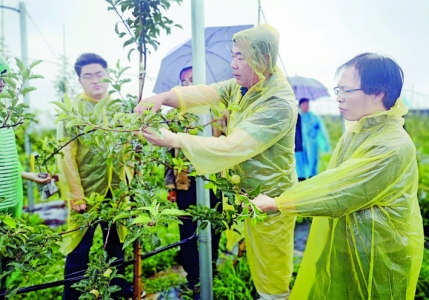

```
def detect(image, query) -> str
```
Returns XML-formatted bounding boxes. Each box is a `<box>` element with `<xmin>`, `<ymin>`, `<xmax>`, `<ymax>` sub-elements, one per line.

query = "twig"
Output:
<box><xmin>41</xmin><ymin>129</ymin><xmax>96</xmax><ymax>166</ymax></box>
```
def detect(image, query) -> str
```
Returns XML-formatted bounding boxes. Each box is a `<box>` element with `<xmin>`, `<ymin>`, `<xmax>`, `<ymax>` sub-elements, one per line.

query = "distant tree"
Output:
<box><xmin>105</xmin><ymin>0</ymin><xmax>183</xmax><ymax>100</ymax></box>
<box><xmin>52</xmin><ymin>54</ymin><xmax>79</xmax><ymax>100</ymax></box>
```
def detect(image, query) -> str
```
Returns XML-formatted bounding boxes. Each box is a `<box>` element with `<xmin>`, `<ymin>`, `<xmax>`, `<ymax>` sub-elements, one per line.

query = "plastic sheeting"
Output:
<box><xmin>275</xmin><ymin>99</ymin><xmax>424</xmax><ymax>299</ymax></box>
<box><xmin>56</xmin><ymin>93</ymin><xmax>131</xmax><ymax>255</ymax></box>
<box><xmin>173</xmin><ymin>24</ymin><xmax>298</xmax><ymax>296</ymax></box>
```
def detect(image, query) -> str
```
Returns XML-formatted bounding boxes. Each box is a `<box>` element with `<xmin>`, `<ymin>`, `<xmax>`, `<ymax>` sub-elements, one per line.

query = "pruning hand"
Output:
<box><xmin>71</xmin><ymin>199</ymin><xmax>87</xmax><ymax>212</ymax></box>
<box><xmin>251</xmin><ymin>194</ymin><xmax>279</xmax><ymax>212</ymax></box>
<box><xmin>133</xmin><ymin>91</ymin><xmax>178</xmax><ymax>114</ymax></box>
<box><xmin>141</xmin><ymin>127</ymin><xmax>180</xmax><ymax>148</ymax></box>
<box><xmin>21</xmin><ymin>172</ymin><xmax>52</xmax><ymax>184</ymax></box>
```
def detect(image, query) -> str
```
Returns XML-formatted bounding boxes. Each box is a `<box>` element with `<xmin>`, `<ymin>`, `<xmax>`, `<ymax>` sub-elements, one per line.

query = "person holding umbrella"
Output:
<box><xmin>251</xmin><ymin>53</ymin><xmax>424</xmax><ymax>299</ymax></box>
<box><xmin>134</xmin><ymin>24</ymin><xmax>298</xmax><ymax>299</ymax></box>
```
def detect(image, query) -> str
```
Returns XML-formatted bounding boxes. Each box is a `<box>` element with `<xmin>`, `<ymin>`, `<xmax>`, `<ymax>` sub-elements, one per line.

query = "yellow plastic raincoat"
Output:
<box><xmin>57</xmin><ymin>93</ymin><xmax>131</xmax><ymax>255</ymax></box>
<box><xmin>275</xmin><ymin>99</ymin><xmax>424</xmax><ymax>299</ymax></box>
<box><xmin>173</xmin><ymin>24</ymin><xmax>298</xmax><ymax>297</ymax></box>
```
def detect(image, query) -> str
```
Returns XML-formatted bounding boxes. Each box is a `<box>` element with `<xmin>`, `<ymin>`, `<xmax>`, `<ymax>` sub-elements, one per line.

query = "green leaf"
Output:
<box><xmin>3</xmin><ymin>77</ymin><xmax>16</xmax><ymax>90</ymax></box>
<box><xmin>28</xmin><ymin>74</ymin><xmax>44</xmax><ymax>80</ymax></box>
<box><xmin>15</xmin><ymin>58</ymin><xmax>25</xmax><ymax>71</ymax></box>
<box><xmin>160</xmin><ymin>208</ymin><xmax>191</xmax><ymax>216</ymax></box>
<box><xmin>248</xmin><ymin>185</ymin><xmax>262</xmax><ymax>198</ymax></box>
<box><xmin>66</xmin><ymin>119</ymin><xmax>87</xmax><ymax>127</ymax></box>
<box><xmin>20</xmin><ymin>86</ymin><xmax>37</xmax><ymax>95</ymax></box>
<box><xmin>55</xmin><ymin>113</ymin><xmax>73</xmax><ymax>122</ymax></box>
<box><xmin>2</xmin><ymin>215</ymin><xmax>17</xmax><ymax>229</ymax></box>
<box><xmin>52</xmin><ymin>101</ymin><xmax>72</xmax><ymax>113</ymax></box>
<box><xmin>29</xmin><ymin>60</ymin><xmax>42</xmax><ymax>69</ymax></box>
<box><xmin>123</xmin><ymin>37</ymin><xmax>135</xmax><ymax>48</ymax></box>
<box><xmin>78</xmin><ymin>100</ymin><xmax>87</xmax><ymax>115</ymax></box>
<box><xmin>0</xmin><ymin>93</ymin><xmax>13</xmax><ymax>99</ymax></box>
<box><xmin>21</xmin><ymin>69</ymin><xmax>30</xmax><ymax>81</ymax></box>
<box><xmin>93</xmin><ymin>97</ymin><xmax>109</xmax><ymax>116</ymax></box>
<box><xmin>131</xmin><ymin>215</ymin><xmax>151</xmax><ymax>224</ymax></box>
<box><xmin>127</xmin><ymin>48</ymin><xmax>135</xmax><ymax>61</ymax></box>
<box><xmin>83</xmin><ymin>125</ymin><xmax>95</xmax><ymax>134</ymax></box>
<box><xmin>63</xmin><ymin>93</ymin><xmax>72</xmax><ymax>107</ymax></box>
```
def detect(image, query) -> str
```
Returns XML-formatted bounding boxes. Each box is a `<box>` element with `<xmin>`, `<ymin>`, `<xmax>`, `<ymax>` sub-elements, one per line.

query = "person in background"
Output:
<box><xmin>252</xmin><ymin>53</ymin><xmax>424</xmax><ymax>299</ymax></box>
<box><xmin>294</xmin><ymin>97</ymin><xmax>330</xmax><ymax>181</ymax></box>
<box><xmin>0</xmin><ymin>56</ymin><xmax>52</xmax><ymax>298</ymax></box>
<box><xmin>134</xmin><ymin>24</ymin><xmax>298</xmax><ymax>300</ymax></box>
<box><xmin>57</xmin><ymin>53</ymin><xmax>134</xmax><ymax>299</ymax></box>
<box><xmin>164</xmin><ymin>66</ymin><xmax>223</xmax><ymax>294</ymax></box>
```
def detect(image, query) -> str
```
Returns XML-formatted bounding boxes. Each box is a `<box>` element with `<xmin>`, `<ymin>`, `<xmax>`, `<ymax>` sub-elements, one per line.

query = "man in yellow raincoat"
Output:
<box><xmin>134</xmin><ymin>24</ymin><xmax>298</xmax><ymax>299</ymax></box>
<box><xmin>252</xmin><ymin>53</ymin><xmax>424</xmax><ymax>299</ymax></box>
<box><xmin>57</xmin><ymin>53</ymin><xmax>134</xmax><ymax>299</ymax></box>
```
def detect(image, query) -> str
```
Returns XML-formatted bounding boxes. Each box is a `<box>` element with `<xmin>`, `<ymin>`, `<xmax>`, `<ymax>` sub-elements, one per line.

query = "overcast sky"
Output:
<box><xmin>1</xmin><ymin>0</ymin><xmax>429</xmax><ymax>124</ymax></box>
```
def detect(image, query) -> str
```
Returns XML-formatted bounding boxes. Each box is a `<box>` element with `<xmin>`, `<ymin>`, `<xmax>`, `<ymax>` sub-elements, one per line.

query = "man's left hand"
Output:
<box><xmin>251</xmin><ymin>194</ymin><xmax>279</xmax><ymax>212</ymax></box>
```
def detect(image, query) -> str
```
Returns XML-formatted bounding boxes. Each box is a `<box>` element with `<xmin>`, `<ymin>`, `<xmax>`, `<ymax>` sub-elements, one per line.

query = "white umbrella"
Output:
<box><xmin>153</xmin><ymin>24</ymin><xmax>253</xmax><ymax>93</ymax></box>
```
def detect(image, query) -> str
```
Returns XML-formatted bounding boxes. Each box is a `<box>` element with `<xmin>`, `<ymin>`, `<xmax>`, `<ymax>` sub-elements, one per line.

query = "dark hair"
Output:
<box><xmin>179</xmin><ymin>66</ymin><xmax>192</xmax><ymax>79</ymax></box>
<box><xmin>336</xmin><ymin>53</ymin><xmax>404</xmax><ymax>109</ymax></box>
<box><xmin>74</xmin><ymin>53</ymin><xmax>108</xmax><ymax>77</ymax></box>
<box><xmin>299</xmin><ymin>98</ymin><xmax>309</xmax><ymax>106</ymax></box>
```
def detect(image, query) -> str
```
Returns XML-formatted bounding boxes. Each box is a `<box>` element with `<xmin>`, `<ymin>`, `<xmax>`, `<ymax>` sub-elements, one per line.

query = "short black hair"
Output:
<box><xmin>179</xmin><ymin>66</ymin><xmax>192</xmax><ymax>79</ymax></box>
<box><xmin>299</xmin><ymin>98</ymin><xmax>309</xmax><ymax>106</ymax></box>
<box><xmin>74</xmin><ymin>53</ymin><xmax>108</xmax><ymax>77</ymax></box>
<box><xmin>336</xmin><ymin>53</ymin><xmax>404</xmax><ymax>109</ymax></box>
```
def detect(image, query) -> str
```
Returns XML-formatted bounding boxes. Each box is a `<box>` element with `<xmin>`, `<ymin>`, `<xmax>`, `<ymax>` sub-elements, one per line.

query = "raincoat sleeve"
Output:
<box><xmin>56</xmin><ymin>121</ymin><xmax>85</xmax><ymax>202</ymax></box>
<box><xmin>172</xmin><ymin>83</ymin><xmax>221</xmax><ymax>115</ymax></box>
<box><xmin>175</xmin><ymin>82</ymin><xmax>294</xmax><ymax>175</ymax></box>
<box><xmin>274</xmin><ymin>131</ymin><xmax>416</xmax><ymax>217</ymax></box>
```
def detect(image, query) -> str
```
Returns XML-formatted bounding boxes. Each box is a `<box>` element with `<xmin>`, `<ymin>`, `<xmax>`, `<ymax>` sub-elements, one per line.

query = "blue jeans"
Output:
<box><xmin>62</xmin><ymin>222</ymin><xmax>132</xmax><ymax>299</ymax></box>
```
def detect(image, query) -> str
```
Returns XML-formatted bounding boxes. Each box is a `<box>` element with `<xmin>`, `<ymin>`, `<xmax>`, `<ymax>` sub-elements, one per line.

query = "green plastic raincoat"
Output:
<box><xmin>57</xmin><ymin>93</ymin><xmax>131</xmax><ymax>255</ymax></box>
<box><xmin>173</xmin><ymin>24</ymin><xmax>298</xmax><ymax>297</ymax></box>
<box><xmin>275</xmin><ymin>99</ymin><xmax>424</xmax><ymax>299</ymax></box>
<box><xmin>0</xmin><ymin>127</ymin><xmax>23</xmax><ymax>217</ymax></box>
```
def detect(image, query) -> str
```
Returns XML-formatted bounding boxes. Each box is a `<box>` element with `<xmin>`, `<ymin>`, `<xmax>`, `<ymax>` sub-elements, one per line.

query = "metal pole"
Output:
<box><xmin>18</xmin><ymin>2</ymin><xmax>34</xmax><ymax>211</ymax></box>
<box><xmin>190</xmin><ymin>1</ymin><xmax>213</xmax><ymax>299</ymax></box>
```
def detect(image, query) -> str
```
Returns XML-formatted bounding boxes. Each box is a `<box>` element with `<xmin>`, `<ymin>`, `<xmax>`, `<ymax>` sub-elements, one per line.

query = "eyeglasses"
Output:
<box><xmin>181</xmin><ymin>78</ymin><xmax>193</xmax><ymax>86</ymax></box>
<box><xmin>81</xmin><ymin>71</ymin><xmax>107</xmax><ymax>81</ymax></box>
<box><xmin>333</xmin><ymin>87</ymin><xmax>363</xmax><ymax>98</ymax></box>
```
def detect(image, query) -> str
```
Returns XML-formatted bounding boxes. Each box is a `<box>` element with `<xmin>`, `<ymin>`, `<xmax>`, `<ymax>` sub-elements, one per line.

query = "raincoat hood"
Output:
<box><xmin>233</xmin><ymin>23</ymin><xmax>279</xmax><ymax>86</ymax></box>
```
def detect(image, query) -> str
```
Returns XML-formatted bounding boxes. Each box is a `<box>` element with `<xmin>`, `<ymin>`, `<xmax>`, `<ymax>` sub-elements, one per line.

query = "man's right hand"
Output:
<box><xmin>71</xmin><ymin>199</ymin><xmax>87</xmax><ymax>212</ymax></box>
<box><xmin>133</xmin><ymin>94</ymin><xmax>164</xmax><ymax>114</ymax></box>
<box><xmin>133</xmin><ymin>91</ymin><xmax>178</xmax><ymax>115</ymax></box>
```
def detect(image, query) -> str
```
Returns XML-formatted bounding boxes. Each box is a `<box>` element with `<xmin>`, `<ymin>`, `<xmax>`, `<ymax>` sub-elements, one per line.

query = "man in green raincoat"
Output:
<box><xmin>252</xmin><ymin>53</ymin><xmax>424</xmax><ymax>299</ymax></box>
<box><xmin>0</xmin><ymin>57</ymin><xmax>52</xmax><ymax>295</ymax></box>
<box><xmin>57</xmin><ymin>53</ymin><xmax>134</xmax><ymax>299</ymax></box>
<box><xmin>134</xmin><ymin>24</ymin><xmax>298</xmax><ymax>299</ymax></box>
